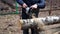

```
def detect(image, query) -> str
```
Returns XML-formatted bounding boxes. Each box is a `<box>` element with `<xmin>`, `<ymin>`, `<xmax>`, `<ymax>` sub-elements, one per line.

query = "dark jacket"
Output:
<box><xmin>16</xmin><ymin>0</ymin><xmax>45</xmax><ymax>8</ymax></box>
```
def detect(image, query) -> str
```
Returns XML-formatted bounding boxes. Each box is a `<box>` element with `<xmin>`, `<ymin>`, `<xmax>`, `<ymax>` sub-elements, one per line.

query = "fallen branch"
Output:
<box><xmin>19</xmin><ymin>16</ymin><xmax>60</xmax><ymax>30</ymax></box>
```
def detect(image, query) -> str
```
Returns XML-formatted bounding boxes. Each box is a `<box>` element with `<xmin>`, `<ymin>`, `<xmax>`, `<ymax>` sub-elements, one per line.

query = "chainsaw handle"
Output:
<box><xmin>25</xmin><ymin>7</ymin><xmax>32</xmax><ymax>13</ymax></box>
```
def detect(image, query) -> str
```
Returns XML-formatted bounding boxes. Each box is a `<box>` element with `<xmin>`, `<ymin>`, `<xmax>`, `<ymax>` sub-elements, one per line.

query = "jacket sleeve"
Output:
<box><xmin>37</xmin><ymin>0</ymin><xmax>45</xmax><ymax>8</ymax></box>
<box><xmin>16</xmin><ymin>0</ymin><xmax>24</xmax><ymax>5</ymax></box>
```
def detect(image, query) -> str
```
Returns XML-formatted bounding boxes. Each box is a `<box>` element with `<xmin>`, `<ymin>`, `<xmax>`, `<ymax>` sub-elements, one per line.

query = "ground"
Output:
<box><xmin>0</xmin><ymin>14</ymin><xmax>60</xmax><ymax>34</ymax></box>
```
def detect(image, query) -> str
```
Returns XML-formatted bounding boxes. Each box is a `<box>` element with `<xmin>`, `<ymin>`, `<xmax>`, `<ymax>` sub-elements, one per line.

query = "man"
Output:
<box><xmin>16</xmin><ymin>0</ymin><xmax>45</xmax><ymax>34</ymax></box>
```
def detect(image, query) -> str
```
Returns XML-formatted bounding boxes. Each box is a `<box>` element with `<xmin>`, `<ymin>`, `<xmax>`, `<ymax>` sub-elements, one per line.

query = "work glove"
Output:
<box><xmin>22</xmin><ymin>3</ymin><xmax>27</xmax><ymax>8</ymax></box>
<box><xmin>30</xmin><ymin>4</ymin><xmax>38</xmax><ymax>9</ymax></box>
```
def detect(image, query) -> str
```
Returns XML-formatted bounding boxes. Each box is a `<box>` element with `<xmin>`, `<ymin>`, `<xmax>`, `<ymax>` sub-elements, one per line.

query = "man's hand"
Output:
<box><xmin>22</xmin><ymin>3</ymin><xmax>27</xmax><ymax>8</ymax></box>
<box><xmin>31</xmin><ymin>4</ymin><xmax>38</xmax><ymax>9</ymax></box>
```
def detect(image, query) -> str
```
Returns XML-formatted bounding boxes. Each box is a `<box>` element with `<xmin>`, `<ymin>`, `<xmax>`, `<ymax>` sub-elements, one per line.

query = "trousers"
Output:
<box><xmin>22</xmin><ymin>8</ymin><xmax>39</xmax><ymax>34</ymax></box>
